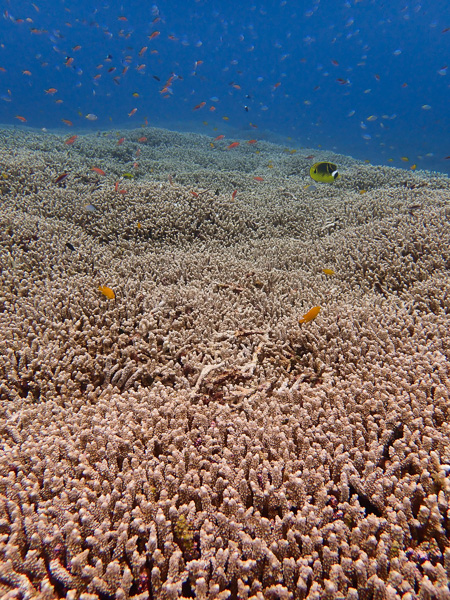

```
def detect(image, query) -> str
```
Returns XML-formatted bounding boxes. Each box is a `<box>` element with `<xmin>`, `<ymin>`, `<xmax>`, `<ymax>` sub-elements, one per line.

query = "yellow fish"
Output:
<box><xmin>98</xmin><ymin>285</ymin><xmax>115</xmax><ymax>300</ymax></box>
<box><xmin>310</xmin><ymin>162</ymin><xmax>339</xmax><ymax>183</ymax></box>
<box><xmin>322</xmin><ymin>269</ymin><xmax>335</xmax><ymax>275</ymax></box>
<box><xmin>299</xmin><ymin>306</ymin><xmax>321</xmax><ymax>324</ymax></box>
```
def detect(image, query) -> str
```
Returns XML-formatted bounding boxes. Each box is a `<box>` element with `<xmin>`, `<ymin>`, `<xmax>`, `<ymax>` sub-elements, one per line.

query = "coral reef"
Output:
<box><xmin>0</xmin><ymin>128</ymin><xmax>450</xmax><ymax>599</ymax></box>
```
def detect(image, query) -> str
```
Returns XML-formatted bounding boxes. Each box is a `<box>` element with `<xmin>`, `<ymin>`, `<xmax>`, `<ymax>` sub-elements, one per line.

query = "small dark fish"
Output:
<box><xmin>54</xmin><ymin>172</ymin><xmax>68</xmax><ymax>183</ymax></box>
<box><xmin>65</xmin><ymin>242</ymin><xmax>75</xmax><ymax>251</ymax></box>
<box><xmin>152</xmin><ymin>75</ymin><xmax>161</xmax><ymax>81</ymax></box>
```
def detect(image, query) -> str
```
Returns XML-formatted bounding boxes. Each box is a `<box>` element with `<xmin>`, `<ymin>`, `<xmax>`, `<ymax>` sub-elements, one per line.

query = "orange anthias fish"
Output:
<box><xmin>15</xmin><ymin>115</ymin><xmax>27</xmax><ymax>122</ymax></box>
<box><xmin>193</xmin><ymin>101</ymin><xmax>206</xmax><ymax>110</ymax></box>
<box><xmin>299</xmin><ymin>306</ymin><xmax>321</xmax><ymax>324</ymax></box>
<box><xmin>214</xmin><ymin>134</ymin><xmax>225</xmax><ymax>141</ymax></box>
<box><xmin>65</xmin><ymin>134</ymin><xmax>78</xmax><ymax>144</ymax></box>
<box><xmin>62</xmin><ymin>119</ymin><xmax>73</xmax><ymax>126</ymax></box>
<box><xmin>45</xmin><ymin>88</ymin><xmax>57</xmax><ymax>94</ymax></box>
<box><xmin>91</xmin><ymin>167</ymin><xmax>106</xmax><ymax>175</ymax></box>
<box><xmin>253</xmin><ymin>176</ymin><xmax>264</xmax><ymax>182</ymax></box>
<box><xmin>98</xmin><ymin>285</ymin><xmax>115</xmax><ymax>300</ymax></box>
<box><xmin>227</xmin><ymin>141</ymin><xmax>240</xmax><ymax>149</ymax></box>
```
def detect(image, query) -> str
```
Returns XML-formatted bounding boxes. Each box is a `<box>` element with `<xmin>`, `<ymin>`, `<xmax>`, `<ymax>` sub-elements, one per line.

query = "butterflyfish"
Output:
<box><xmin>309</xmin><ymin>162</ymin><xmax>339</xmax><ymax>183</ymax></box>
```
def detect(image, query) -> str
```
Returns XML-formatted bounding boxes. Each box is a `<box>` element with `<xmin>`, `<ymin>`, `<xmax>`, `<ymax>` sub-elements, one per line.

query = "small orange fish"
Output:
<box><xmin>214</xmin><ymin>134</ymin><xmax>225</xmax><ymax>141</ymax></box>
<box><xmin>149</xmin><ymin>31</ymin><xmax>160</xmax><ymax>39</ymax></box>
<box><xmin>232</xmin><ymin>190</ymin><xmax>237</xmax><ymax>199</ymax></box>
<box><xmin>62</xmin><ymin>119</ymin><xmax>73</xmax><ymax>126</ymax></box>
<box><xmin>15</xmin><ymin>115</ymin><xmax>27</xmax><ymax>122</ymax></box>
<box><xmin>22</xmin><ymin>70</ymin><xmax>32</xmax><ymax>76</ymax></box>
<box><xmin>138</xmin><ymin>136</ymin><xmax>147</xmax><ymax>142</ymax></box>
<box><xmin>45</xmin><ymin>87</ymin><xmax>57</xmax><ymax>94</ymax></box>
<box><xmin>117</xmin><ymin>137</ymin><xmax>125</xmax><ymax>145</ymax></box>
<box><xmin>191</xmin><ymin>191</ymin><xmax>199</xmax><ymax>197</ymax></box>
<box><xmin>115</xmin><ymin>181</ymin><xmax>119</xmax><ymax>192</ymax></box>
<box><xmin>128</xmin><ymin>108</ymin><xmax>137</xmax><ymax>117</ymax></box>
<box><xmin>247</xmin><ymin>139</ymin><xmax>257</xmax><ymax>144</ymax></box>
<box><xmin>91</xmin><ymin>167</ymin><xmax>106</xmax><ymax>175</ymax></box>
<box><xmin>193</xmin><ymin>101</ymin><xmax>206</xmax><ymax>110</ymax></box>
<box><xmin>322</xmin><ymin>269</ymin><xmax>335</xmax><ymax>276</ymax></box>
<box><xmin>65</xmin><ymin>134</ymin><xmax>77</xmax><ymax>145</ymax></box>
<box><xmin>98</xmin><ymin>285</ymin><xmax>115</xmax><ymax>300</ymax></box>
<box><xmin>65</xmin><ymin>57</ymin><xmax>74</xmax><ymax>67</ymax></box>
<box><xmin>139</xmin><ymin>46</ymin><xmax>148</xmax><ymax>56</ymax></box>
<box><xmin>299</xmin><ymin>306</ymin><xmax>321</xmax><ymax>324</ymax></box>
<box><xmin>253</xmin><ymin>176</ymin><xmax>264</xmax><ymax>182</ymax></box>
<box><xmin>227</xmin><ymin>142</ymin><xmax>240</xmax><ymax>149</ymax></box>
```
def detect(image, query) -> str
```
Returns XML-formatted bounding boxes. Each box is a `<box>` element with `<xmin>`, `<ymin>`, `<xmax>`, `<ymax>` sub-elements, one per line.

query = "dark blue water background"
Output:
<box><xmin>1</xmin><ymin>0</ymin><xmax>449</xmax><ymax>173</ymax></box>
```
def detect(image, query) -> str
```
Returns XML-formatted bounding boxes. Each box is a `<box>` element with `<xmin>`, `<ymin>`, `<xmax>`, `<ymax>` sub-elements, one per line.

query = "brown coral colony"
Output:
<box><xmin>0</xmin><ymin>128</ymin><xmax>450</xmax><ymax>599</ymax></box>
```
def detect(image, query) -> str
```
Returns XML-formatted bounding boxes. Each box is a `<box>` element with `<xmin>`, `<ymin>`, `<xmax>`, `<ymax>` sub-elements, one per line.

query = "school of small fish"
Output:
<box><xmin>0</xmin><ymin>2</ymin><xmax>447</xmax><ymax>166</ymax></box>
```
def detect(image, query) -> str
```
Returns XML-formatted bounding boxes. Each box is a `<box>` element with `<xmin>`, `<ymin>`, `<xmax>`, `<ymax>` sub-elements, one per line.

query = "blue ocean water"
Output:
<box><xmin>1</xmin><ymin>0</ymin><xmax>449</xmax><ymax>173</ymax></box>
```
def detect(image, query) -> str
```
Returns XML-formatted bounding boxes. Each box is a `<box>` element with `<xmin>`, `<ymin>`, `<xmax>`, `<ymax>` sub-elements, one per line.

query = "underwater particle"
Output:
<box><xmin>299</xmin><ymin>306</ymin><xmax>321</xmax><ymax>324</ymax></box>
<box><xmin>322</xmin><ymin>268</ymin><xmax>335</xmax><ymax>275</ymax></box>
<box><xmin>309</xmin><ymin>161</ymin><xmax>339</xmax><ymax>183</ymax></box>
<box><xmin>98</xmin><ymin>285</ymin><xmax>115</xmax><ymax>300</ymax></box>
<box><xmin>393</xmin><ymin>48</ymin><xmax>402</xmax><ymax>55</ymax></box>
